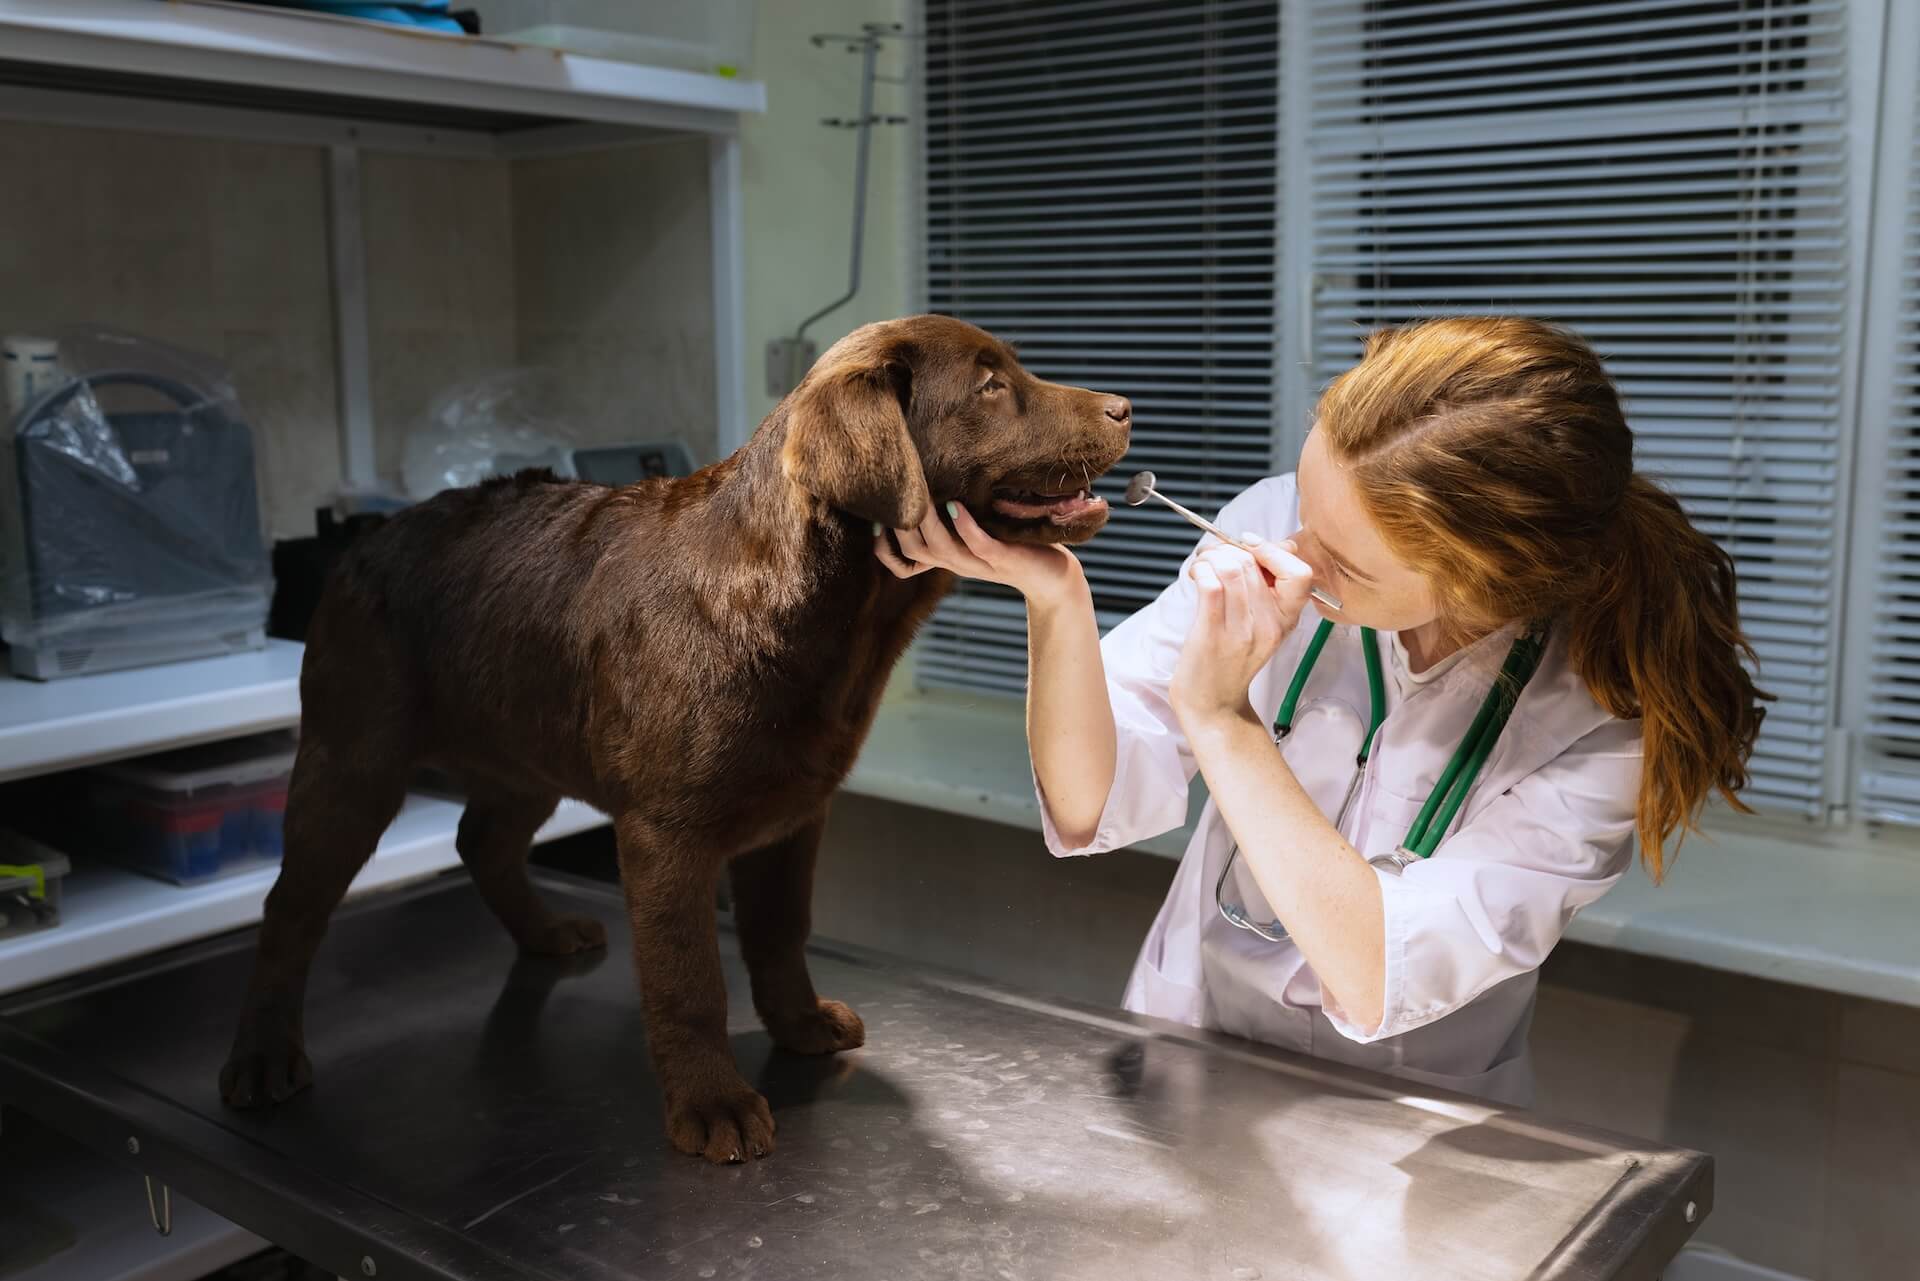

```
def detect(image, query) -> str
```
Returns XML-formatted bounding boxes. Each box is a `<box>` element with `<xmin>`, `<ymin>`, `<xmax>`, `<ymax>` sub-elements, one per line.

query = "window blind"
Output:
<box><xmin>1307</xmin><ymin>0</ymin><xmax>1848</xmax><ymax>818</ymax></box>
<box><xmin>918</xmin><ymin>0</ymin><xmax>1282</xmax><ymax>695</ymax></box>
<box><xmin>1860</xmin><ymin>34</ymin><xmax>1920</xmax><ymax>826</ymax></box>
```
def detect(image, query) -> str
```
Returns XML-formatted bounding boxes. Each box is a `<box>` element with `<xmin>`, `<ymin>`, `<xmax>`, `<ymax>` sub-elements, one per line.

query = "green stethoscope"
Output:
<box><xmin>1215</xmin><ymin>618</ymin><xmax>1549</xmax><ymax>945</ymax></box>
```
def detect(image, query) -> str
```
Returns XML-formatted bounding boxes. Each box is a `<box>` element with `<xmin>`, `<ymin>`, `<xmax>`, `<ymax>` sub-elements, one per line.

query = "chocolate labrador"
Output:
<box><xmin>219</xmin><ymin>315</ymin><xmax>1131</xmax><ymax>1163</ymax></box>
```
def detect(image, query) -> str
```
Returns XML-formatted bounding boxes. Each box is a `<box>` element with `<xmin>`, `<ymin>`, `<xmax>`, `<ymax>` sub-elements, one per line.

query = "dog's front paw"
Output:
<box><xmin>663</xmin><ymin>1080</ymin><xmax>776</xmax><ymax>1164</ymax></box>
<box><xmin>219</xmin><ymin>1038</ymin><xmax>313</xmax><ymax>1109</ymax></box>
<box><xmin>519</xmin><ymin>914</ymin><xmax>608</xmax><ymax>956</ymax></box>
<box><xmin>767</xmin><ymin>998</ymin><xmax>866</xmax><ymax>1056</ymax></box>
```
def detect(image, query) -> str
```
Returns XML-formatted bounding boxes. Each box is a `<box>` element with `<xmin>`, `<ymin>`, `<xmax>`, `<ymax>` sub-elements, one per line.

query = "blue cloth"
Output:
<box><xmin>221</xmin><ymin>1</ymin><xmax>463</xmax><ymax>34</ymax></box>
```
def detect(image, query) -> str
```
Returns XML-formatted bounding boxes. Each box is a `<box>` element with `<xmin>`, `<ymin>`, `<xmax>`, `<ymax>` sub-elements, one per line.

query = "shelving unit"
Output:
<box><xmin>0</xmin><ymin>4</ymin><xmax>744</xmax><ymax>1270</ymax></box>
<box><xmin>0</xmin><ymin>0</ymin><xmax>763</xmax><ymax>478</ymax></box>
<box><xmin>0</xmin><ymin>640</ymin><xmax>303</xmax><ymax>784</ymax></box>
<box><xmin>0</xmin><ymin>792</ymin><xmax>609</xmax><ymax>998</ymax></box>
<box><xmin>0</xmin><ymin>633</ymin><xmax>614</xmax><ymax>996</ymax></box>
<box><xmin>0</xmin><ymin>0</ymin><xmax>765</xmax><ymax>139</ymax></box>
<box><xmin>0</xmin><ymin>0</ymin><xmax>758</xmax><ymax>991</ymax></box>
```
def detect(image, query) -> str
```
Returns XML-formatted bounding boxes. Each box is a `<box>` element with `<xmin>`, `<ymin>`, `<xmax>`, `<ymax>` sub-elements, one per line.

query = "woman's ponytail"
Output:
<box><xmin>1565</xmin><ymin>476</ymin><xmax>1769</xmax><ymax>879</ymax></box>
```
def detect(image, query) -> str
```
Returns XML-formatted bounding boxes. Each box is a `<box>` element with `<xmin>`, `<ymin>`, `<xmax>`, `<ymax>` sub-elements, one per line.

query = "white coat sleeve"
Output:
<box><xmin>1035</xmin><ymin>483</ymin><xmax>1285</xmax><ymax>857</ymax></box>
<box><xmin>1321</xmin><ymin>717</ymin><xmax>1642</xmax><ymax>1043</ymax></box>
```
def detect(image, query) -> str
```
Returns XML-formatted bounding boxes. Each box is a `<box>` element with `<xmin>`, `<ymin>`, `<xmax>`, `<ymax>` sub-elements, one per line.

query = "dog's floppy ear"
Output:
<box><xmin>781</xmin><ymin>348</ymin><xmax>929</xmax><ymax>530</ymax></box>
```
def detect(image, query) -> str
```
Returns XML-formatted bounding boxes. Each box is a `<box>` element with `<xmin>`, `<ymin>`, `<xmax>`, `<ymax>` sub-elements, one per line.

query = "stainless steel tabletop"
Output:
<box><xmin>0</xmin><ymin>870</ymin><xmax>1709</xmax><ymax>1281</ymax></box>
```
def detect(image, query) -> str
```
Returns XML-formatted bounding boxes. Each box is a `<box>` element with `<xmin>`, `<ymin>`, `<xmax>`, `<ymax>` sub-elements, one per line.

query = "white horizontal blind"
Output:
<box><xmin>1860</xmin><ymin>42</ymin><xmax>1920</xmax><ymax>825</ymax></box>
<box><xmin>1309</xmin><ymin>0</ymin><xmax>1848</xmax><ymax>818</ymax></box>
<box><xmin>917</xmin><ymin>0</ymin><xmax>1282</xmax><ymax>695</ymax></box>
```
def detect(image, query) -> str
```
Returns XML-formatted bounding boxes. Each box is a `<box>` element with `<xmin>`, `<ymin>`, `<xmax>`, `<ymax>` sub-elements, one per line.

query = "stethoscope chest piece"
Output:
<box><xmin>1367</xmin><ymin>846</ymin><xmax>1420</xmax><ymax>875</ymax></box>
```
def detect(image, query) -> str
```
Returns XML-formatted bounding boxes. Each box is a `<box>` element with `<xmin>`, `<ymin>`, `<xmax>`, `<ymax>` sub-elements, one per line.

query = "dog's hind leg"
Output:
<box><xmin>220</xmin><ymin>732</ymin><xmax>408</xmax><ymax>1107</ymax></box>
<box><xmin>456</xmin><ymin>790</ymin><xmax>606</xmax><ymax>955</ymax></box>
<box><xmin>728</xmin><ymin>814</ymin><xmax>864</xmax><ymax>1056</ymax></box>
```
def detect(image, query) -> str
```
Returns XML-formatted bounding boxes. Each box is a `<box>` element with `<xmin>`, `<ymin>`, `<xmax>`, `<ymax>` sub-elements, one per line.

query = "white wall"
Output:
<box><xmin>0</xmin><ymin>124</ymin><xmax>348</xmax><ymax>537</ymax></box>
<box><xmin>512</xmin><ymin>140</ymin><xmax>719</xmax><ymax>460</ymax></box>
<box><xmin>739</xmin><ymin>0</ymin><xmax>914</xmax><ymax>429</ymax></box>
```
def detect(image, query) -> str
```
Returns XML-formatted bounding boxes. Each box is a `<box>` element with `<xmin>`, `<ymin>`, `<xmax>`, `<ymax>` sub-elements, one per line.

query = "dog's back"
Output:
<box><xmin>313</xmin><ymin>468</ymin><xmax>744</xmax><ymax>802</ymax></box>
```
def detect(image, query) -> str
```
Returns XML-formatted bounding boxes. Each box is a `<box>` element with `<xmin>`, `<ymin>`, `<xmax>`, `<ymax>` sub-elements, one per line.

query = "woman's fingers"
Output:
<box><xmin>892</xmin><ymin>520</ymin><xmax>931</xmax><ymax>564</ymax></box>
<box><xmin>1193</xmin><ymin>545</ymin><xmax>1260</xmax><ymax>643</ymax></box>
<box><xmin>1236</xmin><ymin>533</ymin><xmax>1315</xmax><ymax>621</ymax></box>
<box><xmin>884</xmin><ymin>504</ymin><xmax>1002</xmax><ymax>580</ymax></box>
<box><xmin>924</xmin><ymin>506</ymin><xmax>1002</xmax><ymax>578</ymax></box>
<box><xmin>1196</xmin><ymin>540</ymin><xmax>1307</xmax><ymax>649</ymax></box>
<box><xmin>874</xmin><ymin>530</ymin><xmax>933</xmax><ymax>578</ymax></box>
<box><xmin>1243</xmin><ymin>533</ymin><xmax>1315</xmax><ymax>584</ymax></box>
<box><xmin>1191</xmin><ymin>558</ymin><xmax>1226</xmax><ymax>631</ymax></box>
<box><xmin>914</xmin><ymin>504</ymin><xmax>972</xmax><ymax>564</ymax></box>
<box><xmin>1216</xmin><ymin>549</ymin><xmax>1258</xmax><ymax>644</ymax></box>
<box><xmin>1198</xmin><ymin>544</ymin><xmax>1263</xmax><ymax>587</ymax></box>
<box><xmin>948</xmin><ymin>501</ymin><xmax>1002</xmax><ymax>564</ymax></box>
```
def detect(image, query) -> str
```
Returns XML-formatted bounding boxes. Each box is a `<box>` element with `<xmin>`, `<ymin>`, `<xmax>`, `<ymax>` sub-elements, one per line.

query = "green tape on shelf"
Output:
<box><xmin>0</xmin><ymin>863</ymin><xmax>46</xmax><ymax>899</ymax></box>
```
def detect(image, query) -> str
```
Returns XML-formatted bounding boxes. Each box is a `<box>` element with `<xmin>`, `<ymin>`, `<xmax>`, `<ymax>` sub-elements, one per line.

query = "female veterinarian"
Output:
<box><xmin>876</xmin><ymin>315</ymin><xmax>1767</xmax><ymax>1106</ymax></box>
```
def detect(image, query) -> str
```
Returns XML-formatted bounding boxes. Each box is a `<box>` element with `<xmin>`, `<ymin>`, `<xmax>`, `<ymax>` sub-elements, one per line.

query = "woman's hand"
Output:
<box><xmin>1169</xmin><ymin>534</ymin><xmax>1316</xmax><ymax>732</ymax></box>
<box><xmin>875</xmin><ymin>501</ymin><xmax>1082</xmax><ymax>605</ymax></box>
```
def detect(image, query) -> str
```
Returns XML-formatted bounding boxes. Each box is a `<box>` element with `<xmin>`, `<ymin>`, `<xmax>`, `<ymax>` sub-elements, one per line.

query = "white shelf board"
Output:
<box><xmin>0</xmin><ymin>1118</ymin><xmax>266</xmax><ymax>1281</ymax></box>
<box><xmin>845</xmin><ymin>692</ymin><xmax>1920</xmax><ymax>1008</ymax></box>
<box><xmin>845</xmin><ymin>691</ymin><xmax>1192</xmax><ymax>858</ymax></box>
<box><xmin>0</xmin><ymin>0</ymin><xmax>765</xmax><ymax>142</ymax></box>
<box><xmin>0</xmin><ymin>639</ymin><xmax>305</xmax><ymax>784</ymax></box>
<box><xmin>1563</xmin><ymin>830</ymin><xmax>1920</xmax><ymax>1007</ymax></box>
<box><xmin>0</xmin><ymin>794</ymin><xmax>609</xmax><ymax>997</ymax></box>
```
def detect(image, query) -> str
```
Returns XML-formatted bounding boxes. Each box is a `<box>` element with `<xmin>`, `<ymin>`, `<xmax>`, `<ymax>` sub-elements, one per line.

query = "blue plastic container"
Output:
<box><xmin>87</xmin><ymin>732</ymin><xmax>297</xmax><ymax>885</ymax></box>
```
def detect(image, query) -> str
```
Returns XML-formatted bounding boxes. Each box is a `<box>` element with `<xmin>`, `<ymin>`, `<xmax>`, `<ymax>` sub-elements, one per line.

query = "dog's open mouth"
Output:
<box><xmin>989</xmin><ymin>486</ymin><xmax>1107</xmax><ymax>524</ymax></box>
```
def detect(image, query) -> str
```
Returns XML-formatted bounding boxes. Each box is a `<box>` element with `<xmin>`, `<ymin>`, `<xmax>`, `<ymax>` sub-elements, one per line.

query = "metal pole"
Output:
<box><xmin>794</xmin><ymin>32</ymin><xmax>880</xmax><ymax>346</ymax></box>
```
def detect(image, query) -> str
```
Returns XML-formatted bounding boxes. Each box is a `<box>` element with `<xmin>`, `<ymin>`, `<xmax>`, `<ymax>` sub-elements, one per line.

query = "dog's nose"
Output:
<box><xmin>1103</xmin><ymin>396</ymin><xmax>1132</xmax><ymax>425</ymax></box>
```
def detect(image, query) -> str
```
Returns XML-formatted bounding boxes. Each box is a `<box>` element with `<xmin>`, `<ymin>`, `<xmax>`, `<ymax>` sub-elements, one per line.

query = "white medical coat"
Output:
<box><xmin>1038</xmin><ymin>474</ymin><xmax>1641</xmax><ymax>1106</ymax></box>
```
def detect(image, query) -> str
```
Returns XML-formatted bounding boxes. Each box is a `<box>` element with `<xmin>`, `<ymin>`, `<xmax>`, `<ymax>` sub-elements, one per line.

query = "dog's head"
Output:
<box><xmin>779</xmin><ymin>315</ymin><xmax>1131</xmax><ymax>544</ymax></box>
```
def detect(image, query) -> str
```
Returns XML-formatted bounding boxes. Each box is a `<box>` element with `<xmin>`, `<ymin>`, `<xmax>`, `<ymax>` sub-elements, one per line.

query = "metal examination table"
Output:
<box><xmin>0</xmin><ymin>871</ymin><xmax>1710</xmax><ymax>1280</ymax></box>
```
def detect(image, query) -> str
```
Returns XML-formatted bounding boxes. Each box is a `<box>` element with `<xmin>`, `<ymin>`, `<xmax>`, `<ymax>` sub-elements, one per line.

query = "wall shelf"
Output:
<box><xmin>0</xmin><ymin>0</ymin><xmax>766</xmax><ymax>156</ymax></box>
<box><xmin>0</xmin><ymin>640</ymin><xmax>304</xmax><ymax>785</ymax></box>
<box><xmin>0</xmin><ymin>793</ymin><xmax>609</xmax><ymax>997</ymax></box>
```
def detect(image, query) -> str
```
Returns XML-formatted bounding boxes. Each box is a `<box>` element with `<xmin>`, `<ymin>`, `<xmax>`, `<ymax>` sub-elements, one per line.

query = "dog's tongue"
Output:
<box><xmin>1043</xmin><ymin>493</ymin><xmax>1102</xmax><ymax>523</ymax></box>
<box><xmin>990</xmin><ymin>491</ymin><xmax>1104</xmax><ymax>523</ymax></box>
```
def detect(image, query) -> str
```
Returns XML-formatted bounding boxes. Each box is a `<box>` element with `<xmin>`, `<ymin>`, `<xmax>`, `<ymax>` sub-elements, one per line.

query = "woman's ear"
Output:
<box><xmin>781</xmin><ymin>349</ymin><xmax>929</xmax><ymax>529</ymax></box>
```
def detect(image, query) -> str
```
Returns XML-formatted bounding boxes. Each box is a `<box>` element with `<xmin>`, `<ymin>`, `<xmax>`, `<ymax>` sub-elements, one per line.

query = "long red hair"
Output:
<box><xmin>1313</xmin><ymin>316</ymin><xmax>1769</xmax><ymax>879</ymax></box>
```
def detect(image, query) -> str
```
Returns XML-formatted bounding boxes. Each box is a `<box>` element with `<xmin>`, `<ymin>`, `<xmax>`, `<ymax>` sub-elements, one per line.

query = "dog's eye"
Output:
<box><xmin>978</xmin><ymin>375</ymin><xmax>1005</xmax><ymax>395</ymax></box>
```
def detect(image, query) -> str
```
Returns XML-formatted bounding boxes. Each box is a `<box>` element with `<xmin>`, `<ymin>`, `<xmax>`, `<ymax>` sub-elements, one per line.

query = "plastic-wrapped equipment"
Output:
<box><xmin>0</xmin><ymin>330</ymin><xmax>271</xmax><ymax>679</ymax></box>
<box><xmin>400</xmin><ymin>368</ymin><xmax>579</xmax><ymax>500</ymax></box>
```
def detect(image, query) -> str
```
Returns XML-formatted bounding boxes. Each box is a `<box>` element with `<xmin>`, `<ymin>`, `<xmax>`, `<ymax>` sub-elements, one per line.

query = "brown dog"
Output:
<box><xmin>219</xmin><ymin>315</ymin><xmax>1130</xmax><ymax>1162</ymax></box>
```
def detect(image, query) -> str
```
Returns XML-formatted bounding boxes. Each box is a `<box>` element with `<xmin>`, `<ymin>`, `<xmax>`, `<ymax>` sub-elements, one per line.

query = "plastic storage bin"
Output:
<box><xmin>87</xmin><ymin>732</ymin><xmax>296</xmax><ymax>885</ymax></box>
<box><xmin>0</xmin><ymin>832</ymin><xmax>68</xmax><ymax>940</ymax></box>
<box><xmin>479</xmin><ymin>0</ymin><xmax>754</xmax><ymax>75</ymax></box>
